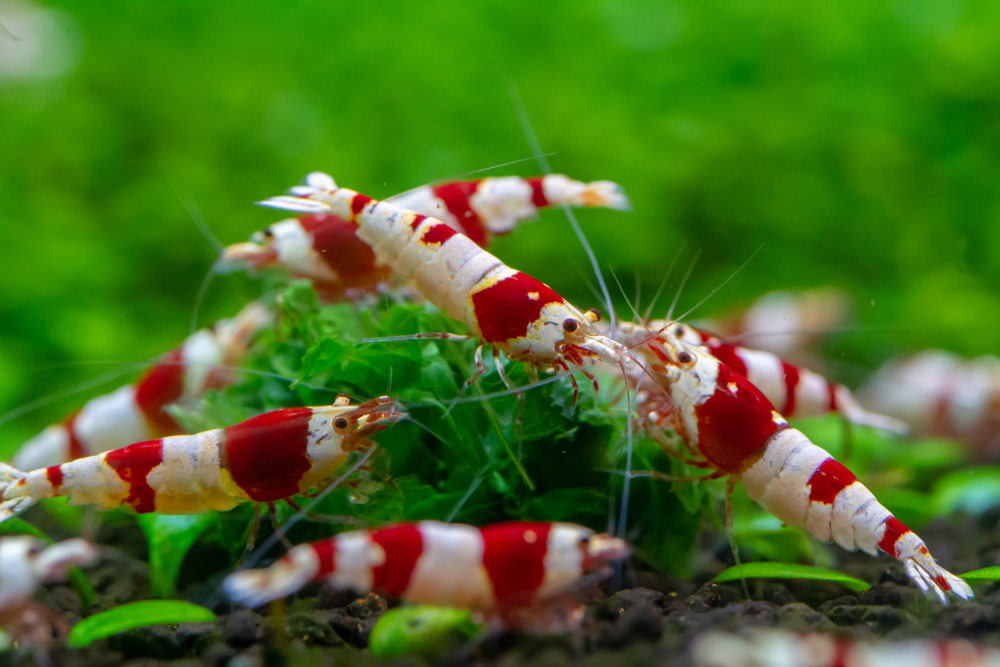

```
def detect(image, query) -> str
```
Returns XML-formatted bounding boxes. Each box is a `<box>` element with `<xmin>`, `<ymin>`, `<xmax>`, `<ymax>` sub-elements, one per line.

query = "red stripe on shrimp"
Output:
<box><xmin>350</xmin><ymin>193</ymin><xmax>372</xmax><ymax>217</ymax></box>
<box><xmin>45</xmin><ymin>465</ymin><xmax>64</xmax><ymax>490</ymax></box>
<box><xmin>826</xmin><ymin>383</ymin><xmax>839</xmax><ymax>412</ymax></box>
<box><xmin>877</xmin><ymin>517</ymin><xmax>911</xmax><ymax>557</ymax></box>
<box><xmin>431</xmin><ymin>181</ymin><xmax>489</xmax><ymax>246</ymax></box>
<box><xmin>370</xmin><ymin>524</ymin><xmax>424</xmax><ymax>597</ymax></box>
<box><xmin>223</xmin><ymin>407</ymin><xmax>314</xmax><ymax>502</ymax></box>
<box><xmin>806</xmin><ymin>458</ymin><xmax>857</xmax><ymax>504</ymax></box>
<box><xmin>134</xmin><ymin>349</ymin><xmax>185</xmax><ymax>434</ymax></box>
<box><xmin>104</xmin><ymin>440</ymin><xmax>165</xmax><ymax>513</ymax></box>
<box><xmin>310</xmin><ymin>538</ymin><xmax>338</xmax><ymax>578</ymax></box>
<box><xmin>420</xmin><ymin>223</ymin><xmax>458</xmax><ymax>246</ymax></box>
<box><xmin>409</xmin><ymin>214</ymin><xmax>428</xmax><ymax>232</ymax></box>
<box><xmin>471</xmin><ymin>272</ymin><xmax>565</xmax><ymax>344</ymax></box>
<box><xmin>781</xmin><ymin>361</ymin><xmax>800</xmax><ymax>415</ymax></box>
<box><xmin>527</xmin><ymin>178</ymin><xmax>548</xmax><ymax>207</ymax></box>
<box><xmin>705</xmin><ymin>341</ymin><xmax>748</xmax><ymax>376</ymax></box>
<box><xmin>299</xmin><ymin>214</ymin><xmax>378</xmax><ymax>283</ymax></box>
<box><xmin>65</xmin><ymin>411</ymin><xmax>88</xmax><ymax>461</ymax></box>
<box><xmin>694</xmin><ymin>364</ymin><xmax>783</xmax><ymax>473</ymax></box>
<box><xmin>481</xmin><ymin>522</ymin><xmax>550</xmax><ymax>608</ymax></box>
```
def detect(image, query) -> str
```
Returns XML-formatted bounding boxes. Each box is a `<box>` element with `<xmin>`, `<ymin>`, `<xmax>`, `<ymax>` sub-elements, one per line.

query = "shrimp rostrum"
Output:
<box><xmin>259</xmin><ymin>173</ymin><xmax>636</xmax><ymax>379</ymax></box>
<box><xmin>628</xmin><ymin>326</ymin><xmax>971</xmax><ymax>602</ymax></box>
<box><xmin>0</xmin><ymin>396</ymin><xmax>402</xmax><ymax>521</ymax></box>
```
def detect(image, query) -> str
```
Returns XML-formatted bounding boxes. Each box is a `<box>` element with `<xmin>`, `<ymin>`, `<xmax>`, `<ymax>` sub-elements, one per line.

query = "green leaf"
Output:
<box><xmin>959</xmin><ymin>566</ymin><xmax>1000</xmax><ymax>583</ymax></box>
<box><xmin>367</xmin><ymin>606</ymin><xmax>482</xmax><ymax>658</ymax></box>
<box><xmin>715</xmin><ymin>561</ymin><xmax>871</xmax><ymax>592</ymax></box>
<box><xmin>137</xmin><ymin>514</ymin><xmax>217</xmax><ymax>597</ymax></box>
<box><xmin>933</xmin><ymin>467</ymin><xmax>1000</xmax><ymax>516</ymax></box>
<box><xmin>68</xmin><ymin>601</ymin><xmax>217</xmax><ymax>648</ymax></box>
<box><xmin>0</xmin><ymin>517</ymin><xmax>53</xmax><ymax>542</ymax></box>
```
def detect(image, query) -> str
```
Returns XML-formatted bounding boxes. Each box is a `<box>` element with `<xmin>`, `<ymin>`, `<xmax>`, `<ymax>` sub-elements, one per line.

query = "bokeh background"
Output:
<box><xmin>2</xmin><ymin>0</ymin><xmax>999</xmax><ymax>453</ymax></box>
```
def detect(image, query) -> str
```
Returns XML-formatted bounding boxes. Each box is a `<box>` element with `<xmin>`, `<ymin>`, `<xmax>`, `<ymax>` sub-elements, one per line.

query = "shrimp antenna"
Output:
<box><xmin>166</xmin><ymin>181</ymin><xmax>226</xmax><ymax>334</ymax></box>
<box><xmin>505</xmin><ymin>80</ymin><xmax>618</xmax><ymax>331</ymax></box>
<box><xmin>458</xmin><ymin>152</ymin><xmax>557</xmax><ymax>178</ymax></box>
<box><xmin>445</xmin><ymin>464</ymin><xmax>489</xmax><ymax>522</ymax></box>
<box><xmin>666</xmin><ymin>249</ymin><xmax>702</xmax><ymax>321</ymax></box>
<box><xmin>674</xmin><ymin>244</ymin><xmax>764</xmax><ymax>324</ymax></box>
<box><xmin>615</xmin><ymin>365</ymin><xmax>637</xmax><ymax>552</ymax></box>
<box><xmin>642</xmin><ymin>240</ymin><xmax>688</xmax><ymax>322</ymax></box>
<box><xmin>0</xmin><ymin>364</ymin><xmax>145</xmax><ymax>427</ymax></box>
<box><xmin>388</xmin><ymin>152</ymin><xmax>557</xmax><ymax>204</ymax></box>
<box><xmin>608</xmin><ymin>266</ymin><xmax>644</xmax><ymax>325</ymax></box>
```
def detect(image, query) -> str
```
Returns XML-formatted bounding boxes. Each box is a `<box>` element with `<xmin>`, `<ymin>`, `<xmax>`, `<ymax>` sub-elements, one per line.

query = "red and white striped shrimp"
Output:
<box><xmin>223</xmin><ymin>174</ymin><xmax>628</xmax><ymax>301</ymax></box>
<box><xmin>12</xmin><ymin>302</ymin><xmax>273</xmax><ymax>471</ymax></box>
<box><xmin>389</xmin><ymin>173</ymin><xmax>629</xmax><ymax>247</ymax></box>
<box><xmin>225</xmin><ymin>520</ymin><xmax>627</xmax><ymax>632</ymax></box>
<box><xmin>629</xmin><ymin>329</ymin><xmax>971</xmax><ymax>602</ymax></box>
<box><xmin>0</xmin><ymin>396</ymin><xmax>401</xmax><ymax>521</ymax></box>
<box><xmin>259</xmin><ymin>173</ymin><xmax>633</xmax><ymax>374</ymax></box>
<box><xmin>618</xmin><ymin>319</ymin><xmax>906</xmax><ymax>432</ymax></box>
<box><xmin>692</xmin><ymin>630</ymin><xmax>1000</xmax><ymax>667</ymax></box>
<box><xmin>861</xmin><ymin>350</ymin><xmax>1000</xmax><ymax>459</ymax></box>
<box><xmin>0</xmin><ymin>536</ymin><xmax>98</xmax><ymax>644</ymax></box>
<box><xmin>696</xmin><ymin>287</ymin><xmax>853</xmax><ymax>363</ymax></box>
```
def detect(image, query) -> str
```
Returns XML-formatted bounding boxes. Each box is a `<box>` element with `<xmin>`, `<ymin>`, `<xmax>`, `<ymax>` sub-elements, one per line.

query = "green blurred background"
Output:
<box><xmin>2</xmin><ymin>0</ymin><xmax>999</xmax><ymax>453</ymax></box>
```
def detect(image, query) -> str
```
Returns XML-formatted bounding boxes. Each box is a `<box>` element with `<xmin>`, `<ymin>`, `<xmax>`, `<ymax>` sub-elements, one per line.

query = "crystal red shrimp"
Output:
<box><xmin>225</xmin><ymin>520</ymin><xmax>628</xmax><ymax>632</ymax></box>
<box><xmin>259</xmin><ymin>173</ymin><xmax>633</xmax><ymax>374</ymax></box>
<box><xmin>0</xmin><ymin>536</ymin><xmax>98</xmax><ymax>644</ymax></box>
<box><xmin>861</xmin><ymin>350</ymin><xmax>1000</xmax><ymax>459</ymax></box>
<box><xmin>629</xmin><ymin>328</ymin><xmax>971</xmax><ymax>602</ymax></box>
<box><xmin>618</xmin><ymin>319</ymin><xmax>906</xmax><ymax>432</ymax></box>
<box><xmin>12</xmin><ymin>302</ymin><xmax>273</xmax><ymax>471</ymax></box>
<box><xmin>0</xmin><ymin>396</ymin><xmax>402</xmax><ymax>521</ymax></box>
<box><xmin>222</xmin><ymin>174</ymin><xmax>629</xmax><ymax>302</ymax></box>
<box><xmin>696</xmin><ymin>287</ymin><xmax>852</xmax><ymax>362</ymax></box>
<box><xmin>691</xmin><ymin>629</ymin><xmax>1000</xmax><ymax>667</ymax></box>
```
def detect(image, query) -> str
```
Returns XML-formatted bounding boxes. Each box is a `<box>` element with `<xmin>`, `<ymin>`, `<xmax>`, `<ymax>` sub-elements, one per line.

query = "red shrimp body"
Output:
<box><xmin>0</xmin><ymin>397</ymin><xmax>401</xmax><ymax>520</ymax></box>
<box><xmin>12</xmin><ymin>303</ymin><xmax>271</xmax><ymax>471</ymax></box>
<box><xmin>622</xmin><ymin>320</ymin><xmax>905</xmax><ymax>432</ymax></box>
<box><xmin>260</xmin><ymin>174</ymin><xmax>631</xmax><ymax>368</ymax></box>
<box><xmin>224</xmin><ymin>521</ymin><xmax>627</xmax><ymax>628</ymax></box>
<box><xmin>224</xmin><ymin>174</ymin><xmax>628</xmax><ymax>302</ymax></box>
<box><xmin>635</xmin><ymin>331</ymin><xmax>971</xmax><ymax>602</ymax></box>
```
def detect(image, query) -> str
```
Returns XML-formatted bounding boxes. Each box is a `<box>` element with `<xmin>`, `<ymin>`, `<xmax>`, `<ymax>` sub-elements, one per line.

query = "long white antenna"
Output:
<box><xmin>505</xmin><ymin>81</ymin><xmax>618</xmax><ymax>331</ymax></box>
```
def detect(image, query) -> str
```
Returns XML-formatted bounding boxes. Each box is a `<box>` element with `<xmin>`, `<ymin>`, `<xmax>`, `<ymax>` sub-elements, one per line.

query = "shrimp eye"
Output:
<box><xmin>677</xmin><ymin>350</ymin><xmax>693</xmax><ymax>365</ymax></box>
<box><xmin>562</xmin><ymin>318</ymin><xmax>580</xmax><ymax>333</ymax></box>
<box><xmin>333</xmin><ymin>416</ymin><xmax>349</xmax><ymax>430</ymax></box>
<box><xmin>674</xmin><ymin>325</ymin><xmax>685</xmax><ymax>337</ymax></box>
<box><xmin>585</xmin><ymin>308</ymin><xmax>602</xmax><ymax>323</ymax></box>
<box><xmin>262</xmin><ymin>227</ymin><xmax>275</xmax><ymax>238</ymax></box>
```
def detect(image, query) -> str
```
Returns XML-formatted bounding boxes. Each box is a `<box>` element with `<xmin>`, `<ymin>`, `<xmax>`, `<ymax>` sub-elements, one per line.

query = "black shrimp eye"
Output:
<box><xmin>674</xmin><ymin>325</ymin><xmax>685</xmax><ymax>337</ymax></box>
<box><xmin>262</xmin><ymin>227</ymin><xmax>275</xmax><ymax>238</ymax></box>
<box><xmin>562</xmin><ymin>318</ymin><xmax>580</xmax><ymax>333</ymax></box>
<box><xmin>333</xmin><ymin>417</ymin><xmax>349</xmax><ymax>430</ymax></box>
<box><xmin>677</xmin><ymin>350</ymin><xmax>694</xmax><ymax>364</ymax></box>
